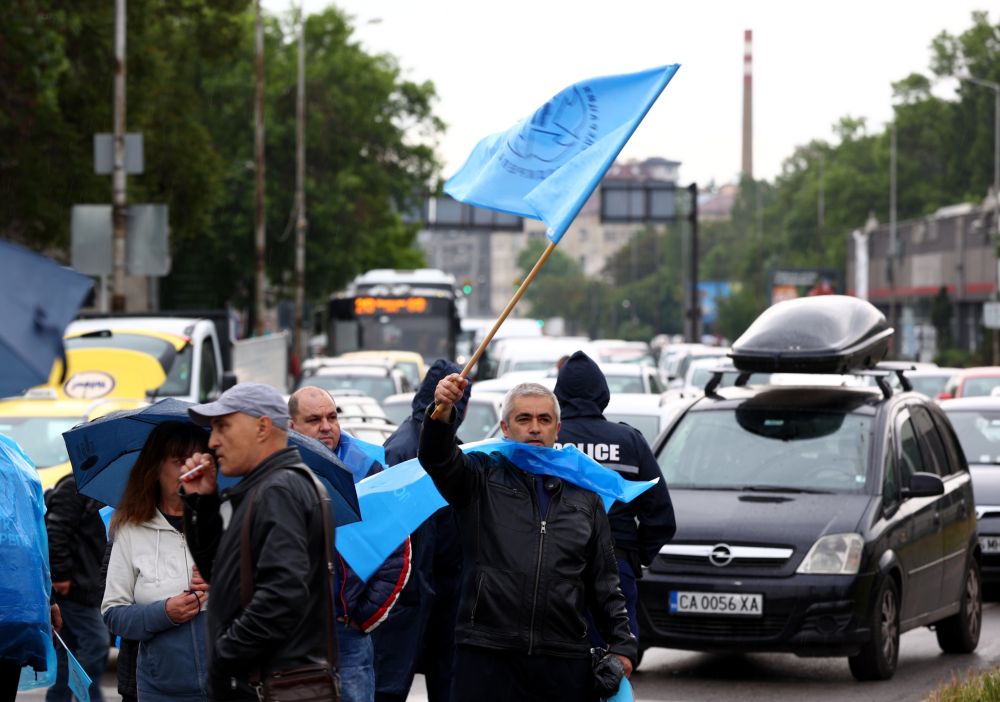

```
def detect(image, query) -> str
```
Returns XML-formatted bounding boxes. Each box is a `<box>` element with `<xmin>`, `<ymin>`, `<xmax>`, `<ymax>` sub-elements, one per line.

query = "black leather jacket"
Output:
<box><xmin>182</xmin><ymin>447</ymin><xmax>329</xmax><ymax>700</ymax></box>
<box><xmin>418</xmin><ymin>408</ymin><xmax>637</xmax><ymax>664</ymax></box>
<box><xmin>45</xmin><ymin>475</ymin><xmax>108</xmax><ymax>608</ymax></box>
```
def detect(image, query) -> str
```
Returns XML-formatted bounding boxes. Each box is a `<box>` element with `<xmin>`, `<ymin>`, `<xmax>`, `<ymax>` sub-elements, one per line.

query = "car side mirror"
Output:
<box><xmin>901</xmin><ymin>472</ymin><xmax>944</xmax><ymax>499</ymax></box>
<box><xmin>222</xmin><ymin>371</ymin><xmax>238</xmax><ymax>392</ymax></box>
<box><xmin>936</xmin><ymin>391</ymin><xmax>952</xmax><ymax>401</ymax></box>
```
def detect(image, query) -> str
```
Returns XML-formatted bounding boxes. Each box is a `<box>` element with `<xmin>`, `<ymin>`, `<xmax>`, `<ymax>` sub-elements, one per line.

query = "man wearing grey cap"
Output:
<box><xmin>178</xmin><ymin>382</ymin><xmax>331</xmax><ymax>701</ymax></box>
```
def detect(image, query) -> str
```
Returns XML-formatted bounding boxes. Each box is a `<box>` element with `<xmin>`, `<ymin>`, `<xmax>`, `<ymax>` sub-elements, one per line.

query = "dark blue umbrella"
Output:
<box><xmin>62</xmin><ymin>397</ymin><xmax>360</xmax><ymax>526</ymax></box>
<box><xmin>0</xmin><ymin>241</ymin><xmax>93</xmax><ymax>397</ymax></box>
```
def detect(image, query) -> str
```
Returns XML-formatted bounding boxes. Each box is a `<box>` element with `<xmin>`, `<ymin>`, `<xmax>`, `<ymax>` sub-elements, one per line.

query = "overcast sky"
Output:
<box><xmin>263</xmin><ymin>0</ymin><xmax>992</xmax><ymax>187</ymax></box>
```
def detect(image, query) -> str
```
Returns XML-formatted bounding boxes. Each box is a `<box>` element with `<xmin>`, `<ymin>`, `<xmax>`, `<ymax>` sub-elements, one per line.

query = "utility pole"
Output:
<box><xmin>294</xmin><ymin>2</ymin><xmax>307</xmax><ymax>361</ymax></box>
<box><xmin>111</xmin><ymin>0</ymin><xmax>127</xmax><ymax>312</ymax></box>
<box><xmin>253</xmin><ymin>0</ymin><xmax>267</xmax><ymax>336</ymax></box>
<box><xmin>687</xmin><ymin>183</ymin><xmax>700</xmax><ymax>343</ymax></box>
<box><xmin>817</xmin><ymin>153</ymin><xmax>825</xmax><ymax>249</ymax></box>
<box><xmin>889</xmin><ymin>123</ymin><xmax>898</xmax><ymax>354</ymax></box>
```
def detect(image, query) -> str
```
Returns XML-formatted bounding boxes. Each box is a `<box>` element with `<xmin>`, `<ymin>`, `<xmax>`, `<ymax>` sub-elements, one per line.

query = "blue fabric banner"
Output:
<box><xmin>445</xmin><ymin>65</ymin><xmax>679</xmax><ymax>243</ymax></box>
<box><xmin>337</xmin><ymin>438</ymin><xmax>658</xmax><ymax>581</ymax></box>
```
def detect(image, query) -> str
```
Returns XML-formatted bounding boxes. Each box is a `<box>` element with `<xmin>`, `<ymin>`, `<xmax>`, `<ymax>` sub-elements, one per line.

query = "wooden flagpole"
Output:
<box><xmin>430</xmin><ymin>240</ymin><xmax>557</xmax><ymax>420</ymax></box>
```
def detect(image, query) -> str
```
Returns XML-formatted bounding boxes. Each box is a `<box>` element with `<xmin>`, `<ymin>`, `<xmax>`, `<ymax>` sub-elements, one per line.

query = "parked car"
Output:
<box><xmin>940</xmin><ymin>396</ymin><xmax>1000</xmax><ymax>587</ymax></box>
<box><xmin>940</xmin><ymin>366</ymin><xmax>1000</xmax><ymax>400</ymax></box>
<box><xmin>383</xmin><ymin>391</ymin><xmax>504</xmax><ymax>443</ymax></box>
<box><xmin>337</xmin><ymin>350</ymin><xmax>427</xmax><ymax>389</ymax></box>
<box><xmin>297</xmin><ymin>359</ymin><xmax>412</xmax><ymax>403</ymax></box>
<box><xmin>602</xmin><ymin>393</ymin><xmax>688</xmax><ymax>445</ymax></box>
<box><xmin>898</xmin><ymin>365</ymin><xmax>960</xmax><ymax>399</ymax></box>
<box><xmin>637</xmin><ymin>295</ymin><xmax>981</xmax><ymax>681</ymax></box>
<box><xmin>341</xmin><ymin>419</ymin><xmax>397</xmax><ymax>446</ymax></box>
<box><xmin>597</xmin><ymin>362</ymin><xmax>666</xmax><ymax>394</ymax></box>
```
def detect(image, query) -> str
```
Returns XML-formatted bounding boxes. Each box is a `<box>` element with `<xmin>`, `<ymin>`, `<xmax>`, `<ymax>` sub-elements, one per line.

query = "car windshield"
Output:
<box><xmin>909</xmin><ymin>375</ymin><xmax>951</xmax><ymax>397</ymax></box>
<box><xmin>605</xmin><ymin>374</ymin><xmax>645</xmax><ymax>394</ymax></box>
<box><xmin>946</xmin><ymin>409</ymin><xmax>1000</xmax><ymax>464</ymax></box>
<box><xmin>461</xmin><ymin>403</ymin><xmax>500</xmax><ymax>442</ymax></box>
<box><xmin>658</xmin><ymin>407</ymin><xmax>872</xmax><ymax>493</ymax></box>
<box><xmin>66</xmin><ymin>334</ymin><xmax>192</xmax><ymax>396</ymax></box>
<box><xmin>605</xmin><ymin>412</ymin><xmax>660</xmax><ymax>444</ymax></box>
<box><xmin>303</xmin><ymin>375</ymin><xmax>396</xmax><ymax>402</ymax></box>
<box><xmin>961</xmin><ymin>377</ymin><xmax>1000</xmax><ymax>398</ymax></box>
<box><xmin>0</xmin><ymin>416</ymin><xmax>81</xmax><ymax>468</ymax></box>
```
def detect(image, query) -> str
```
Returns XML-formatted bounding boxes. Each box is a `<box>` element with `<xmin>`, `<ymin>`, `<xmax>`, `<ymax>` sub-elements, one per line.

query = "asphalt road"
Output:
<box><xmin>628</xmin><ymin>601</ymin><xmax>1000</xmax><ymax>702</ymax></box>
<box><xmin>17</xmin><ymin>603</ymin><xmax>1000</xmax><ymax>701</ymax></box>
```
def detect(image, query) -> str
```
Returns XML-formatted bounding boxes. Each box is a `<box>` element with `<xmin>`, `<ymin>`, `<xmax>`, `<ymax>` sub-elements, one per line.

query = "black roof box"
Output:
<box><xmin>730</xmin><ymin>295</ymin><xmax>893</xmax><ymax>374</ymax></box>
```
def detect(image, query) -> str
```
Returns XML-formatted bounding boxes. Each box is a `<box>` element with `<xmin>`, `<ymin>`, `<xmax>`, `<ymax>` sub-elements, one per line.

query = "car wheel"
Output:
<box><xmin>848</xmin><ymin>577</ymin><xmax>900</xmax><ymax>681</ymax></box>
<box><xmin>935</xmin><ymin>558</ymin><xmax>982</xmax><ymax>654</ymax></box>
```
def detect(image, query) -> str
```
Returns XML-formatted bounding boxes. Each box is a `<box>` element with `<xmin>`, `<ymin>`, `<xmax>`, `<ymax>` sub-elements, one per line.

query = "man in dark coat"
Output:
<box><xmin>373</xmin><ymin>360</ymin><xmax>470</xmax><ymax>702</ymax></box>
<box><xmin>45</xmin><ymin>474</ymin><xmax>109</xmax><ymax>702</ymax></box>
<box><xmin>289</xmin><ymin>386</ymin><xmax>412</xmax><ymax>702</ymax></box>
<box><xmin>180</xmin><ymin>383</ymin><xmax>331</xmax><ymax>701</ymax></box>
<box><xmin>553</xmin><ymin>350</ymin><xmax>676</xmax><ymax>644</ymax></box>
<box><xmin>422</xmin><ymin>375</ymin><xmax>636</xmax><ymax>701</ymax></box>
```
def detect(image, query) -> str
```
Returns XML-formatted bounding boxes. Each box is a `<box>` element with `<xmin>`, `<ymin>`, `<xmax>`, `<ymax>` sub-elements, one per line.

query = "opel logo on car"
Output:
<box><xmin>709</xmin><ymin>544</ymin><xmax>734</xmax><ymax>567</ymax></box>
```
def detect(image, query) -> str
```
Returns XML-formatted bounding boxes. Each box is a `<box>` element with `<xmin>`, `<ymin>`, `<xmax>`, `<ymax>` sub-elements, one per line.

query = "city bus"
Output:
<box><xmin>326</xmin><ymin>269</ymin><xmax>461</xmax><ymax>362</ymax></box>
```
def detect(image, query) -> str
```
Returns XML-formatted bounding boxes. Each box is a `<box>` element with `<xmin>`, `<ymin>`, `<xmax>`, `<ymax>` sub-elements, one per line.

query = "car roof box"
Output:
<box><xmin>730</xmin><ymin>295</ymin><xmax>893</xmax><ymax>374</ymax></box>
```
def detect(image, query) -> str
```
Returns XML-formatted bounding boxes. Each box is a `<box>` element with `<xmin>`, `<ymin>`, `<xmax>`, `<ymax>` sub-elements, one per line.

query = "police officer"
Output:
<box><xmin>553</xmin><ymin>350</ymin><xmax>676</xmax><ymax>646</ymax></box>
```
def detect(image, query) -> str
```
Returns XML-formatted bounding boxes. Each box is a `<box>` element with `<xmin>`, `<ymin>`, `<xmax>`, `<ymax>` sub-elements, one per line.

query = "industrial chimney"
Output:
<box><xmin>741</xmin><ymin>29</ymin><xmax>753</xmax><ymax>179</ymax></box>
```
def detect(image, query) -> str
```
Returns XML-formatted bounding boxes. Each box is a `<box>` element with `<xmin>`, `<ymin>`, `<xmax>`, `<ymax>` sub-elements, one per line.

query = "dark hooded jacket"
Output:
<box><xmin>373</xmin><ymin>359</ymin><xmax>470</xmax><ymax>695</ymax></box>
<box><xmin>554</xmin><ymin>351</ymin><xmax>676</xmax><ymax>566</ymax></box>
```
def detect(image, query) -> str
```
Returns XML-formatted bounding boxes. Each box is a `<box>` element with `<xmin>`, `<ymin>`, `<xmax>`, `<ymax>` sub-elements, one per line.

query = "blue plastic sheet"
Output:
<box><xmin>606</xmin><ymin>676</ymin><xmax>634</xmax><ymax>702</ymax></box>
<box><xmin>337</xmin><ymin>438</ymin><xmax>658</xmax><ymax>581</ymax></box>
<box><xmin>0</xmin><ymin>434</ymin><xmax>57</xmax><ymax>690</ymax></box>
<box><xmin>336</xmin><ymin>432</ymin><xmax>386</xmax><ymax>481</ymax></box>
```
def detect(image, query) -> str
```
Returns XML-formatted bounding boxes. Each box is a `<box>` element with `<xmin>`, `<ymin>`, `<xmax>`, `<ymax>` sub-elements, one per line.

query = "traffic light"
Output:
<box><xmin>462</xmin><ymin>278</ymin><xmax>473</xmax><ymax>295</ymax></box>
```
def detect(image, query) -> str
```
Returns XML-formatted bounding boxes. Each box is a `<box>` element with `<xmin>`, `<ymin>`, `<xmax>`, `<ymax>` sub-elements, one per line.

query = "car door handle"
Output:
<box><xmin>933</xmin><ymin>511</ymin><xmax>942</xmax><ymax>527</ymax></box>
<box><xmin>959</xmin><ymin>499</ymin><xmax>968</xmax><ymax>518</ymax></box>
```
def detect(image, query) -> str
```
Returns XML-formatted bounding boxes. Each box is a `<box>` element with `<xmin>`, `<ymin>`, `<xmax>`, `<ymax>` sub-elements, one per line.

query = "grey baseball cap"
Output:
<box><xmin>188</xmin><ymin>382</ymin><xmax>290</xmax><ymax>430</ymax></box>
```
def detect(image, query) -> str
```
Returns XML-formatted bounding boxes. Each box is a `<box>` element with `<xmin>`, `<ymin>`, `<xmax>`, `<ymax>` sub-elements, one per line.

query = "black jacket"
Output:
<box><xmin>182</xmin><ymin>447</ymin><xmax>329</xmax><ymax>701</ymax></box>
<box><xmin>418</xmin><ymin>406</ymin><xmax>637</xmax><ymax>664</ymax></box>
<box><xmin>45</xmin><ymin>475</ymin><xmax>108</xmax><ymax>607</ymax></box>
<box><xmin>554</xmin><ymin>351</ymin><xmax>676</xmax><ymax>566</ymax></box>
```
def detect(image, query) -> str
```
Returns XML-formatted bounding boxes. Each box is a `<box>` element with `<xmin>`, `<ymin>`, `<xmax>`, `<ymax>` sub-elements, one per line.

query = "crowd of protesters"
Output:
<box><xmin>0</xmin><ymin>352</ymin><xmax>672</xmax><ymax>702</ymax></box>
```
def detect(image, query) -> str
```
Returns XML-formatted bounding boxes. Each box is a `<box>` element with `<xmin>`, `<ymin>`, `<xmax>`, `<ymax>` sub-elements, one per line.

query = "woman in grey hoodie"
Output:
<box><xmin>102</xmin><ymin>422</ymin><xmax>211</xmax><ymax>702</ymax></box>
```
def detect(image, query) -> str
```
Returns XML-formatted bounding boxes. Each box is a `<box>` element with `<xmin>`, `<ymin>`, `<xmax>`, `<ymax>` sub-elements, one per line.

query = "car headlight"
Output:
<box><xmin>796</xmin><ymin>533</ymin><xmax>864</xmax><ymax>575</ymax></box>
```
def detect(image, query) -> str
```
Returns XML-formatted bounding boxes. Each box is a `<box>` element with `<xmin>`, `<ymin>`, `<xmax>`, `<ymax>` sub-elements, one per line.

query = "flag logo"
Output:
<box><xmin>507</xmin><ymin>86</ymin><xmax>598</xmax><ymax>169</ymax></box>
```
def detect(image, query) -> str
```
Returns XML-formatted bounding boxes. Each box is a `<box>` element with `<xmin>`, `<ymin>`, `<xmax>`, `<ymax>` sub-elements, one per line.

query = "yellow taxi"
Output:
<box><xmin>0</xmin><ymin>348</ymin><xmax>166</xmax><ymax>491</ymax></box>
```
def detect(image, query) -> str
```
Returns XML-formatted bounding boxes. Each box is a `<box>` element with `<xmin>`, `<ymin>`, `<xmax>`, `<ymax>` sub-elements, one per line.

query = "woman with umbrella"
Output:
<box><xmin>101</xmin><ymin>421</ymin><xmax>212</xmax><ymax>702</ymax></box>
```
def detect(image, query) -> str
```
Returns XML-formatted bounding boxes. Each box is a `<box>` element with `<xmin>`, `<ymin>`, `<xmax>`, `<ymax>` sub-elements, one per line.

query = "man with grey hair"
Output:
<box><xmin>179</xmin><ymin>382</ymin><xmax>331</xmax><ymax>701</ymax></box>
<box><xmin>419</xmin><ymin>374</ymin><xmax>636</xmax><ymax>702</ymax></box>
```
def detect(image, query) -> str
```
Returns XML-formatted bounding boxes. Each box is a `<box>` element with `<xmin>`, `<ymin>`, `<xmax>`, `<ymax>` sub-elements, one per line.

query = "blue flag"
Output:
<box><xmin>445</xmin><ymin>65</ymin><xmax>679</xmax><ymax>243</ymax></box>
<box><xmin>55</xmin><ymin>632</ymin><xmax>92</xmax><ymax>702</ymax></box>
<box><xmin>337</xmin><ymin>438</ymin><xmax>658</xmax><ymax>581</ymax></box>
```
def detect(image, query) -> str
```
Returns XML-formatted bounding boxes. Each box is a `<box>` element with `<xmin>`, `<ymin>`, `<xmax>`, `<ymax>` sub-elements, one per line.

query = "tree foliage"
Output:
<box><xmin>0</xmin><ymin>1</ymin><xmax>443</xmax><ymax>314</ymax></box>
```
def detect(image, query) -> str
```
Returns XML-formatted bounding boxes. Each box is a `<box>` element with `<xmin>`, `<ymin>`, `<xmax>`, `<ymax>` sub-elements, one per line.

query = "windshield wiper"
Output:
<box><xmin>741</xmin><ymin>485</ymin><xmax>832</xmax><ymax>494</ymax></box>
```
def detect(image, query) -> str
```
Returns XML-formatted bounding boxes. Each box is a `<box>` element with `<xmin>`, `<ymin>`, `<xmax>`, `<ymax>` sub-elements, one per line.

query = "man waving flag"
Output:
<box><xmin>445</xmin><ymin>64</ymin><xmax>679</xmax><ymax>243</ymax></box>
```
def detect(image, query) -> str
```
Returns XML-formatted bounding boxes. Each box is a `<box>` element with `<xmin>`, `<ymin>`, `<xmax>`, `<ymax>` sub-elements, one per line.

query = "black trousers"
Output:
<box><xmin>450</xmin><ymin>645</ymin><xmax>596</xmax><ymax>702</ymax></box>
<box><xmin>0</xmin><ymin>661</ymin><xmax>20</xmax><ymax>702</ymax></box>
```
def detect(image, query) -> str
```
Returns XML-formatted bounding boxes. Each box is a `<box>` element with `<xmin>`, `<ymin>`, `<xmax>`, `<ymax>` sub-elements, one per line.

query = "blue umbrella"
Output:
<box><xmin>0</xmin><ymin>241</ymin><xmax>93</xmax><ymax>397</ymax></box>
<box><xmin>62</xmin><ymin>397</ymin><xmax>360</xmax><ymax>526</ymax></box>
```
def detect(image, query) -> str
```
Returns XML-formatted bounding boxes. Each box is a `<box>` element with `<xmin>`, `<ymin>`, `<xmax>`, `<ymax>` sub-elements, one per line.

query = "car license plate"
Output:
<box><xmin>980</xmin><ymin>536</ymin><xmax>1000</xmax><ymax>553</ymax></box>
<box><xmin>669</xmin><ymin>591</ymin><xmax>763</xmax><ymax>617</ymax></box>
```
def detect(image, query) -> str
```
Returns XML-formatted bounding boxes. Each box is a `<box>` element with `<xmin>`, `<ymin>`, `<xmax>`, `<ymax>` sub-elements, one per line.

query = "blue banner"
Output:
<box><xmin>337</xmin><ymin>439</ymin><xmax>658</xmax><ymax>581</ymax></box>
<box><xmin>445</xmin><ymin>65</ymin><xmax>679</xmax><ymax>243</ymax></box>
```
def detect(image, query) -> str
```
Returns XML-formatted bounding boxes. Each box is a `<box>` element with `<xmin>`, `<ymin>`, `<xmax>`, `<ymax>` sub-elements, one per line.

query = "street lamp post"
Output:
<box><xmin>960</xmin><ymin>74</ymin><xmax>1000</xmax><ymax>363</ymax></box>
